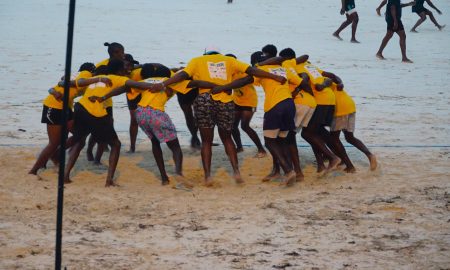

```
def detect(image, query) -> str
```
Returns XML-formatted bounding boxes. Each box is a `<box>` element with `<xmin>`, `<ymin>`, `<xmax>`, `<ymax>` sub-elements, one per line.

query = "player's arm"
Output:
<box><xmin>400</xmin><ymin>1</ymin><xmax>416</xmax><ymax>8</ymax></box>
<box><xmin>376</xmin><ymin>0</ymin><xmax>387</xmax><ymax>16</ymax></box>
<box><xmin>340</xmin><ymin>0</ymin><xmax>346</xmax><ymax>15</ymax></box>
<box><xmin>425</xmin><ymin>0</ymin><xmax>442</xmax><ymax>14</ymax></box>
<box><xmin>245</xmin><ymin>67</ymin><xmax>286</xmax><ymax>84</ymax></box>
<box><xmin>89</xmin><ymin>86</ymin><xmax>128</xmax><ymax>103</ymax></box>
<box><xmin>211</xmin><ymin>76</ymin><xmax>254</xmax><ymax>95</ymax></box>
<box><xmin>76</xmin><ymin>77</ymin><xmax>112</xmax><ymax>88</ymax></box>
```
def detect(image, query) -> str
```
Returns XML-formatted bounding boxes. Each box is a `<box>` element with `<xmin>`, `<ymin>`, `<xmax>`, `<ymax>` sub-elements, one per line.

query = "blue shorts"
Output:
<box><xmin>263</xmin><ymin>98</ymin><xmax>295</xmax><ymax>131</ymax></box>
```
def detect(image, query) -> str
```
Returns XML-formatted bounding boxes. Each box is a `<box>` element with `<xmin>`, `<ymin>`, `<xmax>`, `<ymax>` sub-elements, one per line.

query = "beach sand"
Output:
<box><xmin>1</xmin><ymin>145</ymin><xmax>449</xmax><ymax>269</ymax></box>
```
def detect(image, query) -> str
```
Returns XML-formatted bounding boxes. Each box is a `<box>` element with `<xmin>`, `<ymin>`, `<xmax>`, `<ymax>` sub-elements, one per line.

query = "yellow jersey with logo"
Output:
<box><xmin>183</xmin><ymin>54</ymin><xmax>250</xmax><ymax>103</ymax></box>
<box><xmin>295</xmin><ymin>62</ymin><xmax>335</xmax><ymax>105</ymax></box>
<box><xmin>253</xmin><ymin>65</ymin><xmax>301</xmax><ymax>112</ymax></box>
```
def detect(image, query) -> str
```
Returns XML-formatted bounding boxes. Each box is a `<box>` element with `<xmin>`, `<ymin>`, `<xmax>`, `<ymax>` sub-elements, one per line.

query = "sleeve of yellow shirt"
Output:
<box><xmin>170</xmin><ymin>80</ymin><xmax>192</xmax><ymax>94</ymax></box>
<box><xmin>183</xmin><ymin>57</ymin><xmax>198</xmax><ymax>77</ymax></box>
<box><xmin>287</xmin><ymin>68</ymin><xmax>302</xmax><ymax>87</ymax></box>
<box><xmin>232</xmin><ymin>59</ymin><xmax>250</xmax><ymax>74</ymax></box>
<box><xmin>130</xmin><ymin>68</ymin><xmax>142</xmax><ymax>81</ymax></box>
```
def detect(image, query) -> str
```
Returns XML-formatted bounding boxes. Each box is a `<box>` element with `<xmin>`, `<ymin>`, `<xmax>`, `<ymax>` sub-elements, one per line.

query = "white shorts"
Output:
<box><xmin>294</xmin><ymin>104</ymin><xmax>315</xmax><ymax>132</ymax></box>
<box><xmin>331</xmin><ymin>112</ymin><xmax>356</xmax><ymax>132</ymax></box>
<box><xmin>346</xmin><ymin>8</ymin><xmax>357</xmax><ymax>15</ymax></box>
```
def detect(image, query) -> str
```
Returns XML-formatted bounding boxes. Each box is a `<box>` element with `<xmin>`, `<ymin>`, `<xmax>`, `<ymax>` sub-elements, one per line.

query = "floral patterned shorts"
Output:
<box><xmin>135</xmin><ymin>106</ymin><xmax>177</xmax><ymax>143</ymax></box>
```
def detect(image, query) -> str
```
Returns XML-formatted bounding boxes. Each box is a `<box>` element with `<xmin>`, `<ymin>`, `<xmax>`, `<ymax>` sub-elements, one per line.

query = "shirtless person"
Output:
<box><xmin>333</xmin><ymin>0</ymin><xmax>360</xmax><ymax>43</ymax></box>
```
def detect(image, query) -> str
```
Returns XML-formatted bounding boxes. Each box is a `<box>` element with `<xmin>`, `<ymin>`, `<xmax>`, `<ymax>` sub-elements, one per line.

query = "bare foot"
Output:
<box><xmin>332</xmin><ymin>32</ymin><xmax>343</xmax><ymax>40</ymax></box>
<box><xmin>161</xmin><ymin>178</ymin><xmax>170</xmax><ymax>186</ymax></box>
<box><xmin>326</xmin><ymin>157</ymin><xmax>341</xmax><ymax>173</ymax></box>
<box><xmin>369</xmin><ymin>154</ymin><xmax>378</xmax><ymax>171</ymax></box>
<box><xmin>173</xmin><ymin>175</ymin><xmax>194</xmax><ymax>189</ymax></box>
<box><xmin>204</xmin><ymin>177</ymin><xmax>215</xmax><ymax>187</ymax></box>
<box><xmin>410</xmin><ymin>29</ymin><xmax>418</xmax><ymax>33</ymax></box>
<box><xmin>402</xmin><ymin>58</ymin><xmax>413</xmax><ymax>63</ymax></box>
<box><xmin>64</xmin><ymin>178</ymin><xmax>72</xmax><ymax>184</ymax></box>
<box><xmin>317</xmin><ymin>165</ymin><xmax>326</xmax><ymax>174</ymax></box>
<box><xmin>234</xmin><ymin>173</ymin><xmax>244</xmax><ymax>184</ymax></box>
<box><xmin>296</xmin><ymin>172</ymin><xmax>304</xmax><ymax>182</ymax></box>
<box><xmin>438</xmin><ymin>24</ymin><xmax>446</xmax><ymax>31</ymax></box>
<box><xmin>105</xmin><ymin>180</ymin><xmax>119</xmax><ymax>187</ymax></box>
<box><xmin>376</xmin><ymin>53</ymin><xmax>386</xmax><ymax>60</ymax></box>
<box><xmin>344</xmin><ymin>167</ymin><xmax>356</xmax><ymax>173</ymax></box>
<box><xmin>281</xmin><ymin>171</ymin><xmax>296</xmax><ymax>187</ymax></box>
<box><xmin>127</xmin><ymin>147</ymin><xmax>135</xmax><ymax>153</ymax></box>
<box><xmin>262</xmin><ymin>172</ymin><xmax>281</xmax><ymax>182</ymax></box>
<box><xmin>254</xmin><ymin>151</ymin><xmax>267</xmax><ymax>158</ymax></box>
<box><xmin>350</xmin><ymin>39</ymin><xmax>360</xmax><ymax>43</ymax></box>
<box><xmin>236</xmin><ymin>147</ymin><xmax>244</xmax><ymax>153</ymax></box>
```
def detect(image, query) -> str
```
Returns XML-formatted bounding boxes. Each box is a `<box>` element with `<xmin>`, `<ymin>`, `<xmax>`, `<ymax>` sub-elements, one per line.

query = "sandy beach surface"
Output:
<box><xmin>1</xmin><ymin>0</ymin><xmax>450</xmax><ymax>269</ymax></box>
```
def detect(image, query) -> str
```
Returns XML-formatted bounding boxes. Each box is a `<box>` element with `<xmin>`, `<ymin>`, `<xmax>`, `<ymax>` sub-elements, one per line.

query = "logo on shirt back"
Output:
<box><xmin>269</xmin><ymin>67</ymin><xmax>287</xmax><ymax>78</ymax></box>
<box><xmin>207</xmin><ymin>61</ymin><xmax>227</xmax><ymax>80</ymax></box>
<box><xmin>304</xmin><ymin>65</ymin><xmax>322</xmax><ymax>79</ymax></box>
<box><xmin>144</xmin><ymin>78</ymin><xmax>164</xmax><ymax>84</ymax></box>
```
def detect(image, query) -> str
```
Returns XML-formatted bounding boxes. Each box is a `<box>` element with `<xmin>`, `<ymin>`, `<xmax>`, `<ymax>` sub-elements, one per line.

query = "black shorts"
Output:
<box><xmin>41</xmin><ymin>105</ymin><xmax>73</xmax><ymax>125</ymax></box>
<box><xmin>387</xmin><ymin>19</ymin><xmax>405</xmax><ymax>32</ymax></box>
<box><xmin>263</xmin><ymin>98</ymin><xmax>295</xmax><ymax>131</ymax></box>
<box><xmin>309</xmin><ymin>105</ymin><xmax>335</xmax><ymax>127</ymax></box>
<box><xmin>177</xmin><ymin>88</ymin><xmax>199</xmax><ymax>106</ymax></box>
<box><xmin>412</xmin><ymin>6</ymin><xmax>428</xmax><ymax>14</ymax></box>
<box><xmin>235</xmin><ymin>104</ymin><xmax>256</xmax><ymax>112</ymax></box>
<box><xmin>72</xmin><ymin>103</ymin><xmax>118</xmax><ymax>144</ymax></box>
<box><xmin>126</xmin><ymin>94</ymin><xmax>142</xmax><ymax>111</ymax></box>
<box><xmin>193</xmin><ymin>93</ymin><xmax>235</xmax><ymax>131</ymax></box>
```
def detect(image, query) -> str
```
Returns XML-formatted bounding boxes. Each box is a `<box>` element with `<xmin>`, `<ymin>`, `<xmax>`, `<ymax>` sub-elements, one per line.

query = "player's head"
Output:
<box><xmin>104</xmin><ymin>42</ymin><xmax>125</xmax><ymax>60</ymax></box>
<box><xmin>262</xmin><ymin>44</ymin><xmax>277</xmax><ymax>58</ymax></box>
<box><xmin>279</xmin><ymin>48</ymin><xmax>296</xmax><ymax>59</ymax></box>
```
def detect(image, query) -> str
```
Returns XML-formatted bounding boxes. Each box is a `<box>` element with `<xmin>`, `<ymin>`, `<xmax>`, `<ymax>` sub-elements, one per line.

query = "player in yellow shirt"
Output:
<box><xmin>150</xmin><ymin>47</ymin><xmax>286</xmax><ymax>186</ymax></box>
<box><xmin>124</xmin><ymin>53</ymin><xmax>142</xmax><ymax>153</ymax></box>
<box><xmin>28</xmin><ymin>63</ymin><xmax>96</xmax><ymax>176</ymax></box>
<box><xmin>330</xmin><ymin>83</ymin><xmax>377</xmax><ymax>171</ymax></box>
<box><xmin>295</xmin><ymin>60</ymin><xmax>342</xmax><ymax>174</ymax></box>
<box><xmin>90</xmin><ymin>63</ymin><xmax>218</xmax><ymax>186</ymax></box>
<box><xmin>259</xmin><ymin>49</ymin><xmax>340</xmax><ymax>176</ymax></box>
<box><xmin>63</xmin><ymin>59</ymin><xmax>151</xmax><ymax>187</ymax></box>
<box><xmin>95</xmin><ymin>42</ymin><xmax>125</xmax><ymax>68</ymax></box>
<box><xmin>226</xmin><ymin>53</ymin><xmax>266</xmax><ymax>157</ymax></box>
<box><xmin>236</xmin><ymin>51</ymin><xmax>301</xmax><ymax>186</ymax></box>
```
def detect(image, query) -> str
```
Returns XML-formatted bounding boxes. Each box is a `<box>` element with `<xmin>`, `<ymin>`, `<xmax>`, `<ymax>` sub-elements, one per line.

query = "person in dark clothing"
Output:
<box><xmin>410</xmin><ymin>0</ymin><xmax>445</xmax><ymax>32</ymax></box>
<box><xmin>333</xmin><ymin>0</ymin><xmax>360</xmax><ymax>43</ymax></box>
<box><xmin>376</xmin><ymin>0</ymin><xmax>416</xmax><ymax>63</ymax></box>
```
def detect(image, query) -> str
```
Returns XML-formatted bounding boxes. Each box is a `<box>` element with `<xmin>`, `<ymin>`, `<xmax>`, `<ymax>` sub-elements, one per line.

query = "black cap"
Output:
<box><xmin>125</xmin><ymin>53</ymin><xmax>139</xmax><ymax>65</ymax></box>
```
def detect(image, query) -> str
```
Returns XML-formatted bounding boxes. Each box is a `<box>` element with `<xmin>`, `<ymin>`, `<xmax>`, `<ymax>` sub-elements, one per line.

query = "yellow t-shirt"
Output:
<box><xmin>78</xmin><ymin>75</ymin><xmax>129</xmax><ymax>117</ymax></box>
<box><xmin>95</xmin><ymin>58</ymin><xmax>109</xmax><ymax>68</ymax></box>
<box><xmin>295</xmin><ymin>63</ymin><xmax>335</xmax><ymax>105</ymax></box>
<box><xmin>332</xmin><ymin>84</ymin><xmax>356</xmax><ymax>116</ymax></box>
<box><xmin>43</xmin><ymin>71</ymin><xmax>93</xmax><ymax>110</ymax></box>
<box><xmin>253</xmin><ymin>65</ymin><xmax>296</xmax><ymax>112</ymax></box>
<box><xmin>135</xmin><ymin>78</ymin><xmax>191</xmax><ymax>112</ymax></box>
<box><xmin>183</xmin><ymin>54</ymin><xmax>250</xmax><ymax>103</ymax></box>
<box><xmin>127</xmin><ymin>68</ymin><xmax>142</xmax><ymax>100</ymax></box>
<box><xmin>232</xmin><ymin>73</ymin><xmax>257</xmax><ymax>108</ymax></box>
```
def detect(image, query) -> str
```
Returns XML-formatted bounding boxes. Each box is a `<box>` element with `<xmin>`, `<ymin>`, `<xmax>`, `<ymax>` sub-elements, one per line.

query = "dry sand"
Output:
<box><xmin>1</xmin><ymin>145</ymin><xmax>449</xmax><ymax>269</ymax></box>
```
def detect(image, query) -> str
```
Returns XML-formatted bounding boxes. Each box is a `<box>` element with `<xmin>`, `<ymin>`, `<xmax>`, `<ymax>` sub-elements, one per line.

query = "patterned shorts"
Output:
<box><xmin>193</xmin><ymin>93</ymin><xmax>235</xmax><ymax>131</ymax></box>
<box><xmin>135</xmin><ymin>106</ymin><xmax>177</xmax><ymax>143</ymax></box>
